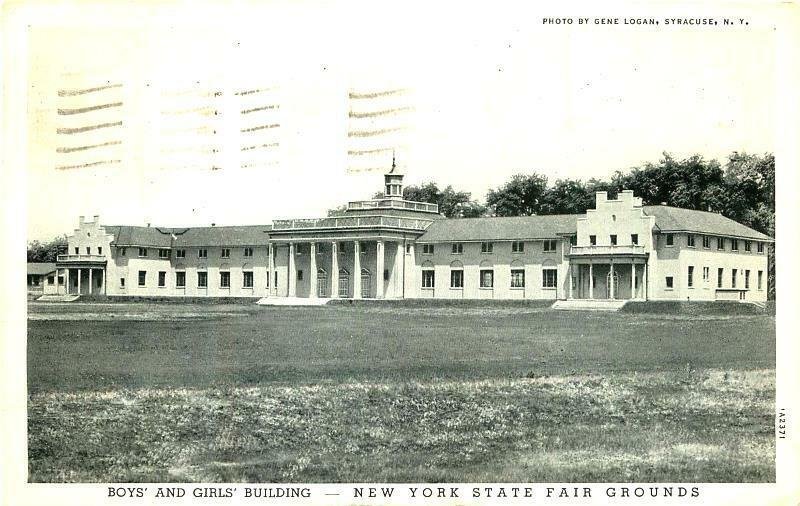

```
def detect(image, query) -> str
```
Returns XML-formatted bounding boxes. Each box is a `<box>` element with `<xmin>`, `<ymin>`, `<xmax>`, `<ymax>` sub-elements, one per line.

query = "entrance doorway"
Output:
<box><xmin>606</xmin><ymin>270</ymin><xmax>619</xmax><ymax>299</ymax></box>
<box><xmin>360</xmin><ymin>268</ymin><xmax>371</xmax><ymax>298</ymax></box>
<box><xmin>338</xmin><ymin>268</ymin><xmax>350</xmax><ymax>298</ymax></box>
<box><xmin>317</xmin><ymin>268</ymin><xmax>328</xmax><ymax>297</ymax></box>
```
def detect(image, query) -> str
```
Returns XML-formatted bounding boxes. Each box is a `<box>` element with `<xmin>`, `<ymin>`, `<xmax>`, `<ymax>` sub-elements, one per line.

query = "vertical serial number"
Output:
<box><xmin>777</xmin><ymin>408</ymin><xmax>787</xmax><ymax>439</ymax></box>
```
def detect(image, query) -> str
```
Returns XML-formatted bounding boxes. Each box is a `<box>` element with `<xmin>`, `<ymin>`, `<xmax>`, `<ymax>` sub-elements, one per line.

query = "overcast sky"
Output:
<box><xmin>23</xmin><ymin>1</ymin><xmax>777</xmax><ymax>240</ymax></box>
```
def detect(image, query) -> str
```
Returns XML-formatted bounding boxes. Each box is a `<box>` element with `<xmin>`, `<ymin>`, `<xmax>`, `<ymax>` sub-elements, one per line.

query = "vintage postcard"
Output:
<box><xmin>1</xmin><ymin>0</ymin><xmax>798</xmax><ymax>504</ymax></box>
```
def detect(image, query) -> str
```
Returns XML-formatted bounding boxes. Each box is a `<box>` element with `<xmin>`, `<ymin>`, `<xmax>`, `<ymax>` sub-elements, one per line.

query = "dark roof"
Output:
<box><xmin>417</xmin><ymin>215</ymin><xmax>578</xmax><ymax>242</ymax></box>
<box><xmin>27</xmin><ymin>263</ymin><xmax>56</xmax><ymax>275</ymax></box>
<box><xmin>642</xmin><ymin>206</ymin><xmax>773</xmax><ymax>241</ymax></box>
<box><xmin>103</xmin><ymin>225</ymin><xmax>272</xmax><ymax>247</ymax></box>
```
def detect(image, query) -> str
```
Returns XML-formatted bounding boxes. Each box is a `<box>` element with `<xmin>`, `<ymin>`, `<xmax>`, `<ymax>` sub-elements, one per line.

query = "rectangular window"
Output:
<box><xmin>86</xmin><ymin>247</ymin><xmax>90</xmax><ymax>255</ymax></box>
<box><xmin>510</xmin><ymin>269</ymin><xmax>525</xmax><ymax>288</ymax></box>
<box><xmin>758</xmin><ymin>270</ymin><xmax>763</xmax><ymax>290</ymax></box>
<box><xmin>717</xmin><ymin>268</ymin><xmax>724</xmax><ymax>288</ymax></box>
<box><xmin>121</xmin><ymin>247</ymin><xmax>126</xmax><ymax>256</ymax></box>
<box><xmin>244</xmin><ymin>247</ymin><xmax>254</xmax><ymax>257</ymax></box>
<box><xmin>610</xmin><ymin>235</ymin><xmax>617</xmax><ymax>246</ymax></box>
<box><xmin>176</xmin><ymin>272</ymin><xmax>186</xmax><ymax>288</ymax></box>
<box><xmin>159</xmin><ymin>249</ymin><xmax>170</xmax><ymax>259</ymax></box>
<box><xmin>138</xmin><ymin>247</ymin><xmax>148</xmax><ymax>257</ymax></box>
<box><xmin>757</xmin><ymin>242</ymin><xmax>764</xmax><ymax>253</ymax></box>
<box><xmin>481</xmin><ymin>242</ymin><xmax>494</xmax><ymax>253</ymax></box>
<box><xmin>57</xmin><ymin>275</ymin><xmax>64</xmax><ymax>285</ymax></box>
<box><xmin>158</xmin><ymin>271</ymin><xmax>166</xmax><ymax>287</ymax></box>
<box><xmin>406</xmin><ymin>244</ymin><xmax>411</xmax><ymax>254</ymax></box>
<box><xmin>480</xmin><ymin>269</ymin><xmax>494</xmax><ymax>288</ymax></box>
<box><xmin>265</xmin><ymin>271</ymin><xmax>271</xmax><ymax>288</ymax></box>
<box><xmin>687</xmin><ymin>234</ymin><xmax>695</xmax><ymax>247</ymax></box>
<box><xmin>243</xmin><ymin>271</ymin><xmax>254</xmax><ymax>288</ymax></box>
<box><xmin>543</xmin><ymin>240</ymin><xmax>557</xmax><ymax>252</ymax></box>
<box><xmin>274</xmin><ymin>271</ymin><xmax>278</xmax><ymax>288</ymax></box>
<box><xmin>221</xmin><ymin>248</ymin><xmax>231</xmax><ymax>258</ymax></box>
<box><xmin>198</xmin><ymin>271</ymin><xmax>208</xmax><ymax>288</ymax></box>
<box><xmin>745</xmin><ymin>269</ymin><xmax>750</xmax><ymax>289</ymax></box>
<box><xmin>744</xmin><ymin>241</ymin><xmax>751</xmax><ymax>252</ymax></box>
<box><xmin>732</xmin><ymin>269</ymin><xmax>737</xmax><ymax>288</ymax></box>
<box><xmin>631</xmin><ymin>234</ymin><xmax>638</xmax><ymax>245</ymax></box>
<box><xmin>569</xmin><ymin>235</ymin><xmax>577</xmax><ymax>246</ymax></box>
<box><xmin>589</xmin><ymin>235</ymin><xmax>597</xmax><ymax>246</ymax></box>
<box><xmin>220</xmin><ymin>271</ymin><xmax>231</xmax><ymax>288</ymax></box>
<box><xmin>297</xmin><ymin>270</ymin><xmax>303</xmax><ymax>281</ymax></box>
<box><xmin>666</xmin><ymin>234</ymin><xmax>674</xmax><ymax>246</ymax></box>
<box><xmin>511</xmin><ymin>241</ymin><xmax>524</xmax><ymax>253</ymax></box>
<box><xmin>74</xmin><ymin>247</ymin><xmax>79</xmax><ymax>255</ymax></box>
<box><xmin>703</xmin><ymin>266</ymin><xmax>710</xmax><ymax>281</ymax></box>
<box><xmin>702</xmin><ymin>235</ymin><xmax>711</xmax><ymax>249</ymax></box>
<box><xmin>98</xmin><ymin>247</ymin><xmax>102</xmax><ymax>255</ymax></box>
<box><xmin>717</xmin><ymin>237</ymin><xmax>725</xmax><ymax>250</ymax></box>
<box><xmin>47</xmin><ymin>276</ymin><xmax>55</xmax><ymax>285</ymax></box>
<box><xmin>422</xmin><ymin>270</ymin><xmax>435</xmax><ymax>288</ymax></box>
<box><xmin>665</xmin><ymin>276</ymin><xmax>674</xmax><ymax>289</ymax></box>
<box><xmin>450</xmin><ymin>270</ymin><xmax>463</xmax><ymax>288</ymax></box>
<box><xmin>422</xmin><ymin>244</ymin><xmax>434</xmax><ymax>255</ymax></box>
<box><xmin>176</xmin><ymin>249</ymin><xmax>186</xmax><ymax>258</ymax></box>
<box><xmin>687</xmin><ymin>266</ymin><xmax>694</xmax><ymax>288</ymax></box>
<box><xmin>138</xmin><ymin>270</ymin><xmax>146</xmax><ymax>286</ymax></box>
<box><xmin>120</xmin><ymin>277</ymin><xmax>125</xmax><ymax>288</ymax></box>
<box><xmin>198</xmin><ymin>248</ymin><xmax>208</xmax><ymax>258</ymax></box>
<box><xmin>451</xmin><ymin>243</ymin><xmax>463</xmax><ymax>254</ymax></box>
<box><xmin>542</xmin><ymin>268</ymin><xmax>558</xmax><ymax>288</ymax></box>
<box><xmin>731</xmin><ymin>239</ymin><xmax>739</xmax><ymax>251</ymax></box>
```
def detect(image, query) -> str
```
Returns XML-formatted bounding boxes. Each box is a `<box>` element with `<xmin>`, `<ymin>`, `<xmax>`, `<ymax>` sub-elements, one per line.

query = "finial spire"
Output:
<box><xmin>390</xmin><ymin>149</ymin><xmax>396</xmax><ymax>173</ymax></box>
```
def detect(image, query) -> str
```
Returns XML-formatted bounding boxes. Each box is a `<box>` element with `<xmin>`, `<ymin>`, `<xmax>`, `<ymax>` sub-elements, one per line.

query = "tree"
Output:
<box><xmin>540</xmin><ymin>179</ymin><xmax>594</xmax><ymax>214</ymax></box>
<box><xmin>27</xmin><ymin>236</ymin><xmax>67</xmax><ymax>263</ymax></box>
<box><xmin>403</xmin><ymin>182</ymin><xmax>485</xmax><ymax>218</ymax></box>
<box><xmin>485</xmin><ymin>173</ymin><xmax>548</xmax><ymax>216</ymax></box>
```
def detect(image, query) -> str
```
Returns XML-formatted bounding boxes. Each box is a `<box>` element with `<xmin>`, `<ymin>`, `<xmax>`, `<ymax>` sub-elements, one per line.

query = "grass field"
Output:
<box><xmin>27</xmin><ymin>302</ymin><xmax>776</xmax><ymax>483</ymax></box>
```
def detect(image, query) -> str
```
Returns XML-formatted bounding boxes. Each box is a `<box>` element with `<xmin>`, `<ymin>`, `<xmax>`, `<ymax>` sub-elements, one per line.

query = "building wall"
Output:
<box><xmin>576</xmin><ymin>191</ymin><xmax>656</xmax><ymax>250</ymax></box>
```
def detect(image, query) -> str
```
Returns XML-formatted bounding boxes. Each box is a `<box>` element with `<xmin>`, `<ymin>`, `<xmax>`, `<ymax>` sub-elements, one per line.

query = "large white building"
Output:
<box><xmin>52</xmin><ymin>168</ymin><xmax>772</xmax><ymax>303</ymax></box>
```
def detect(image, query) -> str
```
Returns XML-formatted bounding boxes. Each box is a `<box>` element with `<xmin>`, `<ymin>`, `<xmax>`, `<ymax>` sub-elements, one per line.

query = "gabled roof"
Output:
<box><xmin>103</xmin><ymin>226</ymin><xmax>173</xmax><ymax>247</ymax></box>
<box><xmin>642</xmin><ymin>206</ymin><xmax>773</xmax><ymax>241</ymax></box>
<box><xmin>103</xmin><ymin>225</ymin><xmax>272</xmax><ymax>247</ymax></box>
<box><xmin>27</xmin><ymin>263</ymin><xmax>56</xmax><ymax>275</ymax></box>
<box><xmin>417</xmin><ymin>215</ymin><xmax>578</xmax><ymax>242</ymax></box>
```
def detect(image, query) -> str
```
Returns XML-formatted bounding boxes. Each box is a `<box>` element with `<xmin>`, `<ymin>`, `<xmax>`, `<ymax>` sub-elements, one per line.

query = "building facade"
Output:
<box><xmin>52</xmin><ymin>169</ymin><xmax>772</xmax><ymax>302</ymax></box>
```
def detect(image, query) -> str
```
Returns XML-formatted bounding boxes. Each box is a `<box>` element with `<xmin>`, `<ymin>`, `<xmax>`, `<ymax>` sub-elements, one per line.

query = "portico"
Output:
<box><xmin>56</xmin><ymin>261</ymin><xmax>107</xmax><ymax>296</ymax></box>
<box><xmin>566</xmin><ymin>246</ymin><xmax>649</xmax><ymax>300</ymax></box>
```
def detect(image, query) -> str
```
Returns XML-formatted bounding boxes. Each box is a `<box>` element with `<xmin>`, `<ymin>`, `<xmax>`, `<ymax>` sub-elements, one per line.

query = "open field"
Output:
<box><xmin>27</xmin><ymin>302</ymin><xmax>776</xmax><ymax>482</ymax></box>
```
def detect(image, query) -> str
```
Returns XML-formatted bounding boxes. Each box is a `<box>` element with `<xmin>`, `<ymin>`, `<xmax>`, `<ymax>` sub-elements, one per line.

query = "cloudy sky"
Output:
<box><xmin>22</xmin><ymin>0</ymin><xmax>779</xmax><ymax>240</ymax></box>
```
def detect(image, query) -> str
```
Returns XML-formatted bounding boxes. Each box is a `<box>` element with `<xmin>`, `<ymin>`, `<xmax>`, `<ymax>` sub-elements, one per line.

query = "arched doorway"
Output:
<box><xmin>606</xmin><ymin>270</ymin><xmax>620</xmax><ymax>299</ymax></box>
<box><xmin>338</xmin><ymin>268</ymin><xmax>350</xmax><ymax>298</ymax></box>
<box><xmin>360</xmin><ymin>268</ymin><xmax>371</xmax><ymax>298</ymax></box>
<box><xmin>317</xmin><ymin>268</ymin><xmax>328</xmax><ymax>297</ymax></box>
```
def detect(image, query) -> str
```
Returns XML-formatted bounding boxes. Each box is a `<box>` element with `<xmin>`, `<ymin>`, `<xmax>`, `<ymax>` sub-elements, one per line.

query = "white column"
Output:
<box><xmin>330</xmin><ymin>242</ymin><xmax>339</xmax><ymax>298</ymax></box>
<box><xmin>631</xmin><ymin>263</ymin><xmax>636</xmax><ymax>300</ymax></box>
<box><xmin>268</xmin><ymin>244</ymin><xmax>275</xmax><ymax>296</ymax></box>
<box><xmin>610</xmin><ymin>262</ymin><xmax>615</xmax><ymax>299</ymax></box>
<box><xmin>353</xmin><ymin>241</ymin><xmax>361</xmax><ymax>299</ymax></box>
<box><xmin>88</xmin><ymin>268</ymin><xmax>93</xmax><ymax>295</ymax></box>
<box><xmin>588</xmin><ymin>262</ymin><xmax>594</xmax><ymax>299</ymax></box>
<box><xmin>102</xmin><ymin>269</ymin><xmax>107</xmax><ymax>295</ymax></box>
<box><xmin>77</xmin><ymin>269</ymin><xmax>83</xmax><ymax>295</ymax></box>
<box><xmin>63</xmin><ymin>269</ymin><xmax>69</xmax><ymax>295</ymax></box>
<box><xmin>643</xmin><ymin>263</ymin><xmax>648</xmax><ymax>300</ymax></box>
<box><xmin>395</xmin><ymin>242</ymin><xmax>403</xmax><ymax>298</ymax></box>
<box><xmin>376</xmin><ymin>240</ymin><xmax>384</xmax><ymax>299</ymax></box>
<box><xmin>309</xmin><ymin>242</ymin><xmax>317</xmax><ymax>298</ymax></box>
<box><xmin>568</xmin><ymin>264</ymin><xmax>573</xmax><ymax>299</ymax></box>
<box><xmin>288</xmin><ymin>243</ymin><xmax>296</xmax><ymax>297</ymax></box>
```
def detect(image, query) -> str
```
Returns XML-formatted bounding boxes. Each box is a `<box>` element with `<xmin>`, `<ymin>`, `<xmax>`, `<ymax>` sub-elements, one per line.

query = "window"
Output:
<box><xmin>198</xmin><ymin>248</ymin><xmax>208</xmax><ymax>258</ymax></box>
<box><xmin>265</xmin><ymin>271</ymin><xmax>271</xmax><ymax>288</ymax></box>
<box><xmin>450</xmin><ymin>269</ymin><xmax>463</xmax><ymax>288</ymax></box>
<box><xmin>687</xmin><ymin>235</ymin><xmax>695</xmax><ymax>247</ymax></box>
<box><xmin>138</xmin><ymin>247</ymin><xmax>148</xmax><ymax>257</ymax></box>
<box><xmin>510</xmin><ymin>269</ymin><xmax>525</xmax><ymax>288</ymax></box>
<box><xmin>158</xmin><ymin>271</ymin><xmax>166</xmax><ymax>287</ymax></box>
<box><xmin>744</xmin><ymin>241</ymin><xmax>751</xmax><ymax>252</ymax></box>
<box><xmin>610</xmin><ymin>235</ymin><xmax>617</xmax><ymax>246</ymax></box>
<box><xmin>244</xmin><ymin>247</ymin><xmax>253</xmax><ymax>257</ymax></box>
<box><xmin>480</xmin><ymin>269</ymin><xmax>494</xmax><ymax>288</ymax></box>
<box><xmin>74</xmin><ymin>247</ymin><xmax>79</xmax><ymax>254</ymax></box>
<box><xmin>221</xmin><ymin>248</ymin><xmax>230</xmax><ymax>258</ymax></box>
<box><xmin>512</xmin><ymin>241</ymin><xmax>524</xmax><ymax>253</ymax></box>
<box><xmin>703</xmin><ymin>266</ymin><xmax>710</xmax><ymax>282</ymax></box>
<box><xmin>138</xmin><ymin>270</ymin><xmax>146</xmax><ymax>286</ymax></box>
<box><xmin>86</xmin><ymin>247</ymin><xmax>91</xmax><ymax>255</ymax></box>
<box><xmin>243</xmin><ymin>271</ymin><xmax>254</xmax><ymax>288</ymax></box>
<box><xmin>422</xmin><ymin>244</ymin><xmax>434</xmax><ymax>255</ymax></box>
<box><xmin>197</xmin><ymin>271</ymin><xmax>208</xmax><ymax>288</ymax></box>
<box><xmin>717</xmin><ymin>268</ymin><xmax>724</xmax><ymax>288</ymax></box>
<box><xmin>121</xmin><ymin>247</ymin><xmax>126</xmax><ymax>256</ymax></box>
<box><xmin>758</xmin><ymin>270</ymin><xmax>763</xmax><ymax>290</ymax></box>
<box><xmin>665</xmin><ymin>234</ymin><xmax>674</xmax><ymax>246</ymax></box>
<box><xmin>451</xmin><ymin>243</ymin><xmax>463</xmax><ymax>254</ymax></box>
<box><xmin>732</xmin><ymin>269</ymin><xmax>737</xmax><ymax>288</ymax></box>
<box><xmin>57</xmin><ymin>275</ymin><xmax>64</xmax><ymax>285</ymax></box>
<box><xmin>47</xmin><ymin>276</ymin><xmax>55</xmax><ymax>285</ymax></box>
<box><xmin>717</xmin><ymin>237</ymin><xmax>724</xmax><ymax>250</ymax></box>
<box><xmin>120</xmin><ymin>277</ymin><xmax>125</xmax><ymax>288</ymax></box>
<box><xmin>631</xmin><ymin>234</ymin><xmax>638</xmax><ymax>245</ymax></box>
<box><xmin>569</xmin><ymin>235</ymin><xmax>577</xmax><ymax>246</ymax></box>
<box><xmin>297</xmin><ymin>270</ymin><xmax>303</xmax><ymax>281</ymax></box>
<box><xmin>665</xmin><ymin>276</ymin><xmax>674</xmax><ymax>289</ymax></box>
<box><xmin>687</xmin><ymin>266</ymin><xmax>694</xmax><ymax>288</ymax></box>
<box><xmin>406</xmin><ymin>244</ymin><xmax>411</xmax><ymax>254</ymax></box>
<box><xmin>702</xmin><ymin>235</ymin><xmax>710</xmax><ymax>249</ymax></box>
<box><xmin>422</xmin><ymin>270</ymin><xmax>435</xmax><ymax>288</ymax></box>
<box><xmin>159</xmin><ymin>249</ymin><xmax>170</xmax><ymax>259</ymax></box>
<box><xmin>220</xmin><ymin>271</ymin><xmax>231</xmax><ymax>288</ymax></box>
<box><xmin>543</xmin><ymin>240</ymin><xmax>557</xmax><ymax>252</ymax></box>
<box><xmin>481</xmin><ymin>242</ymin><xmax>494</xmax><ymax>253</ymax></box>
<box><xmin>589</xmin><ymin>235</ymin><xmax>597</xmax><ymax>246</ymax></box>
<box><xmin>176</xmin><ymin>249</ymin><xmax>186</xmax><ymax>258</ymax></box>
<box><xmin>98</xmin><ymin>247</ymin><xmax>102</xmax><ymax>255</ymax></box>
<box><xmin>542</xmin><ymin>268</ymin><xmax>558</xmax><ymax>288</ymax></box>
<box><xmin>731</xmin><ymin>239</ymin><xmax>739</xmax><ymax>251</ymax></box>
<box><xmin>757</xmin><ymin>242</ymin><xmax>764</xmax><ymax>253</ymax></box>
<box><xmin>745</xmin><ymin>269</ymin><xmax>750</xmax><ymax>289</ymax></box>
<box><xmin>273</xmin><ymin>271</ymin><xmax>278</xmax><ymax>288</ymax></box>
<box><xmin>176</xmin><ymin>272</ymin><xmax>186</xmax><ymax>288</ymax></box>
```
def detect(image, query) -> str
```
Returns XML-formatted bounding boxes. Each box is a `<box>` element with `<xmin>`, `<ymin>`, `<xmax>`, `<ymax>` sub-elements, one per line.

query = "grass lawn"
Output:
<box><xmin>27</xmin><ymin>302</ymin><xmax>776</xmax><ymax>483</ymax></box>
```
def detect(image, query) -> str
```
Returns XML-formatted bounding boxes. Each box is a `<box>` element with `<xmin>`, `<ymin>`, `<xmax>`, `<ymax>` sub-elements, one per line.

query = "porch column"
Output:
<box><xmin>631</xmin><ymin>263</ymin><xmax>636</xmax><ymax>300</ymax></box>
<box><xmin>330</xmin><ymin>242</ymin><xmax>339</xmax><ymax>298</ymax></box>
<box><xmin>63</xmin><ymin>268</ymin><xmax>69</xmax><ymax>295</ymax></box>
<box><xmin>309</xmin><ymin>242</ymin><xmax>317</xmax><ymax>298</ymax></box>
<box><xmin>288</xmin><ymin>243</ymin><xmax>296</xmax><ymax>297</ymax></box>
<box><xmin>102</xmin><ymin>269</ymin><xmax>107</xmax><ymax>295</ymax></box>
<box><xmin>643</xmin><ymin>263</ymin><xmax>648</xmax><ymax>300</ymax></box>
<box><xmin>88</xmin><ymin>268</ymin><xmax>93</xmax><ymax>296</ymax></box>
<box><xmin>353</xmin><ymin>241</ymin><xmax>361</xmax><ymax>299</ymax></box>
<box><xmin>395</xmin><ymin>242</ymin><xmax>403</xmax><ymax>298</ymax></box>
<box><xmin>610</xmin><ymin>262</ymin><xmax>615</xmax><ymax>299</ymax></box>
<box><xmin>588</xmin><ymin>262</ymin><xmax>594</xmax><ymax>299</ymax></box>
<box><xmin>376</xmin><ymin>240</ymin><xmax>384</xmax><ymax>299</ymax></box>
<box><xmin>568</xmin><ymin>263</ymin><xmax>574</xmax><ymax>299</ymax></box>
<box><xmin>268</xmin><ymin>244</ymin><xmax>275</xmax><ymax>296</ymax></box>
<box><xmin>77</xmin><ymin>268</ymin><xmax>83</xmax><ymax>295</ymax></box>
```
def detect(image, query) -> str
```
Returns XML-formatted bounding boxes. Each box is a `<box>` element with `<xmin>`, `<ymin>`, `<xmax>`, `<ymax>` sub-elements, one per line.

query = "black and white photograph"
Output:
<box><xmin>1</xmin><ymin>0</ymin><xmax>798</xmax><ymax>504</ymax></box>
